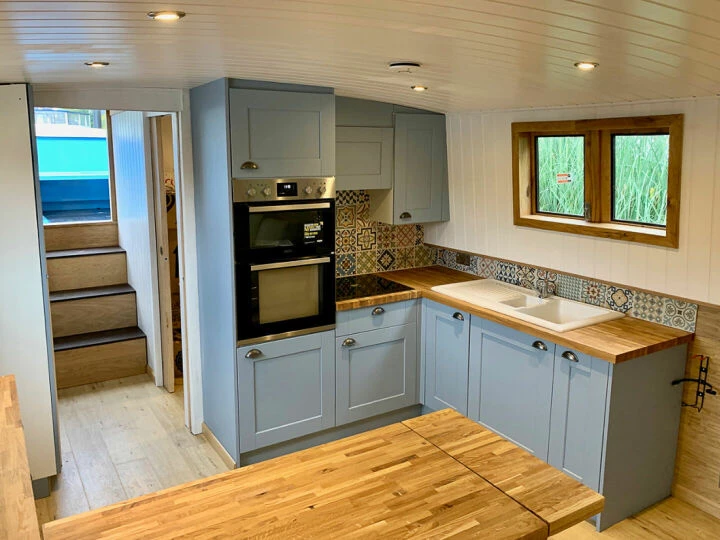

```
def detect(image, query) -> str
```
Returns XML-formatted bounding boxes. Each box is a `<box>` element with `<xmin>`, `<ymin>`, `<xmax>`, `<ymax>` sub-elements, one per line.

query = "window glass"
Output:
<box><xmin>34</xmin><ymin>108</ymin><xmax>111</xmax><ymax>224</ymax></box>
<box><xmin>612</xmin><ymin>134</ymin><xmax>669</xmax><ymax>226</ymax></box>
<box><xmin>535</xmin><ymin>135</ymin><xmax>584</xmax><ymax>217</ymax></box>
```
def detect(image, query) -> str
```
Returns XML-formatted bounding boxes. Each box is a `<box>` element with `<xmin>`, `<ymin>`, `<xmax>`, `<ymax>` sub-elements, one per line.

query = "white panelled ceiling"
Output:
<box><xmin>3</xmin><ymin>1</ymin><xmax>720</xmax><ymax>112</ymax></box>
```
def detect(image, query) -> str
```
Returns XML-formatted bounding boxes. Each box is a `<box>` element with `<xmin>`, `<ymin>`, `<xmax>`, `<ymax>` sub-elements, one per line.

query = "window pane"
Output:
<box><xmin>536</xmin><ymin>136</ymin><xmax>584</xmax><ymax>217</ymax></box>
<box><xmin>613</xmin><ymin>134</ymin><xmax>669</xmax><ymax>226</ymax></box>
<box><xmin>34</xmin><ymin>108</ymin><xmax>111</xmax><ymax>224</ymax></box>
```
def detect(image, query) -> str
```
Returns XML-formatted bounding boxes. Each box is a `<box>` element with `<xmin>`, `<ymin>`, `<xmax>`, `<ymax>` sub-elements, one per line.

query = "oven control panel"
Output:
<box><xmin>233</xmin><ymin>177</ymin><xmax>335</xmax><ymax>203</ymax></box>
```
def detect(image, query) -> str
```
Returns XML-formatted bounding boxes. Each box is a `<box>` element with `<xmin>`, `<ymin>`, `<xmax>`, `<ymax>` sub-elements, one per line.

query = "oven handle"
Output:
<box><xmin>250</xmin><ymin>257</ymin><xmax>332</xmax><ymax>272</ymax></box>
<box><xmin>249</xmin><ymin>202</ymin><xmax>331</xmax><ymax>213</ymax></box>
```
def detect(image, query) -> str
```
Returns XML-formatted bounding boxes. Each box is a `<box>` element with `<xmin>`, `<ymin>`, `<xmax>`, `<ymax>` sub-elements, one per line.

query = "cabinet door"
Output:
<box><xmin>549</xmin><ymin>348</ymin><xmax>610</xmax><ymax>491</ymax></box>
<box><xmin>423</xmin><ymin>300</ymin><xmax>470</xmax><ymax>414</ymax></box>
<box><xmin>336</xmin><ymin>127</ymin><xmax>393</xmax><ymax>190</ymax></box>
<box><xmin>471</xmin><ymin>321</ymin><xmax>555</xmax><ymax>460</ymax></box>
<box><xmin>237</xmin><ymin>331</ymin><xmax>335</xmax><ymax>452</ymax></box>
<box><xmin>393</xmin><ymin>113</ymin><xmax>447</xmax><ymax>224</ymax></box>
<box><xmin>229</xmin><ymin>88</ymin><xmax>335</xmax><ymax>178</ymax></box>
<box><xmin>336</xmin><ymin>324</ymin><xmax>418</xmax><ymax>425</ymax></box>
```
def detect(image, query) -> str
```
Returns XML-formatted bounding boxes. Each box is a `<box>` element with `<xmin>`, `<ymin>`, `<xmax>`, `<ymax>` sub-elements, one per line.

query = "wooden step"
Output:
<box><xmin>44</xmin><ymin>222</ymin><xmax>118</xmax><ymax>251</ymax></box>
<box><xmin>54</xmin><ymin>327</ymin><xmax>147</xmax><ymax>389</ymax></box>
<box><xmin>47</xmin><ymin>249</ymin><xmax>127</xmax><ymax>292</ymax></box>
<box><xmin>50</xmin><ymin>286</ymin><xmax>137</xmax><ymax>338</ymax></box>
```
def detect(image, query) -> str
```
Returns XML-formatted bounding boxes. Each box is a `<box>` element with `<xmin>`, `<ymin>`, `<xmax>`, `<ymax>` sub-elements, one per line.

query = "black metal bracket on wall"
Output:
<box><xmin>672</xmin><ymin>355</ymin><xmax>715</xmax><ymax>412</ymax></box>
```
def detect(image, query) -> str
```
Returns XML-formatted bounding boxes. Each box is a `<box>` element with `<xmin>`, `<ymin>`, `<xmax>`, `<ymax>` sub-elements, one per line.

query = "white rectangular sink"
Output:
<box><xmin>431</xmin><ymin>279</ymin><xmax>624</xmax><ymax>332</ymax></box>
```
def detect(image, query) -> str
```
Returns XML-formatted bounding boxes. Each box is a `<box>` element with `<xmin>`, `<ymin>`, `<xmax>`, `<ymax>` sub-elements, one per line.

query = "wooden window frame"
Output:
<box><xmin>512</xmin><ymin>114</ymin><xmax>683</xmax><ymax>248</ymax></box>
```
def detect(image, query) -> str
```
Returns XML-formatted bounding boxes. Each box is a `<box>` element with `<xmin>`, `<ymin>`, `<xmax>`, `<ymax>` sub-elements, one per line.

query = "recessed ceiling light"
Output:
<box><xmin>574</xmin><ymin>61</ymin><xmax>599</xmax><ymax>71</ymax></box>
<box><xmin>389</xmin><ymin>61</ymin><xmax>421</xmax><ymax>73</ymax></box>
<box><xmin>84</xmin><ymin>61</ymin><xmax>109</xmax><ymax>68</ymax></box>
<box><xmin>411</xmin><ymin>85</ymin><xmax>428</xmax><ymax>92</ymax></box>
<box><xmin>147</xmin><ymin>10</ymin><xmax>186</xmax><ymax>21</ymax></box>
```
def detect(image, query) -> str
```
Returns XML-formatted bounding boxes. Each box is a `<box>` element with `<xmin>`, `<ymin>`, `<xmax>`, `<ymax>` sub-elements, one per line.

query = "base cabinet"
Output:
<box><xmin>422</xmin><ymin>300</ymin><xmax>470</xmax><ymax>414</ymax></box>
<box><xmin>549</xmin><ymin>348</ymin><xmax>610</xmax><ymax>492</ymax></box>
<box><xmin>237</xmin><ymin>330</ymin><xmax>335</xmax><ymax>452</ymax></box>
<box><xmin>469</xmin><ymin>320</ymin><xmax>555</xmax><ymax>460</ymax></box>
<box><xmin>336</xmin><ymin>324</ymin><xmax>418</xmax><ymax>425</ymax></box>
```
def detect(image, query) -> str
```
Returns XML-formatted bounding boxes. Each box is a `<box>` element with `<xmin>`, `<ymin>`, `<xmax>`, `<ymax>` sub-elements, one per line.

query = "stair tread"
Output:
<box><xmin>50</xmin><ymin>284</ymin><xmax>135</xmax><ymax>302</ymax></box>
<box><xmin>46</xmin><ymin>246</ymin><xmax>125</xmax><ymax>259</ymax></box>
<box><xmin>54</xmin><ymin>327</ymin><xmax>146</xmax><ymax>352</ymax></box>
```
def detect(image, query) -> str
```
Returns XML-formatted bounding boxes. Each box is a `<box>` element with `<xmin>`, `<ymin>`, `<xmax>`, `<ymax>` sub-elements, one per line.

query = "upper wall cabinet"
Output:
<box><xmin>229</xmin><ymin>88</ymin><xmax>335</xmax><ymax>178</ymax></box>
<box><xmin>335</xmin><ymin>127</ymin><xmax>393</xmax><ymax>190</ymax></box>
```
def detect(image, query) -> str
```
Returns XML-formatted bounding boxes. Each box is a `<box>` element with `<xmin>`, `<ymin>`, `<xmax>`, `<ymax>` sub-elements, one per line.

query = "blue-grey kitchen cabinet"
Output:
<box><xmin>548</xmin><ymin>347</ymin><xmax>609</xmax><ymax>493</ymax></box>
<box><xmin>391</xmin><ymin>113</ymin><xmax>448</xmax><ymax>224</ymax></box>
<box><xmin>422</xmin><ymin>299</ymin><xmax>470</xmax><ymax>414</ymax></box>
<box><xmin>335</xmin><ymin>126</ymin><xmax>394</xmax><ymax>191</ymax></box>
<box><xmin>468</xmin><ymin>319</ymin><xmax>555</xmax><ymax>461</ymax></box>
<box><xmin>237</xmin><ymin>330</ymin><xmax>335</xmax><ymax>453</ymax></box>
<box><xmin>336</xmin><ymin>323</ymin><xmax>418</xmax><ymax>425</ymax></box>
<box><xmin>229</xmin><ymin>88</ymin><xmax>335</xmax><ymax>178</ymax></box>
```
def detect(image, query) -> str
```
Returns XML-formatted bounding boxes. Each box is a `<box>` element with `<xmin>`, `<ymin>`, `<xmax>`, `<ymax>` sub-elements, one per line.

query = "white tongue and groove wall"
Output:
<box><xmin>425</xmin><ymin>96</ymin><xmax>720</xmax><ymax>306</ymax></box>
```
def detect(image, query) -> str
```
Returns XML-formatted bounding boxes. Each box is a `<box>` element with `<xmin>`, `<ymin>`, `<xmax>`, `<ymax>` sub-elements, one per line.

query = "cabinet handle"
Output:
<box><xmin>245</xmin><ymin>348</ymin><xmax>263</xmax><ymax>359</ymax></box>
<box><xmin>399</xmin><ymin>211</ymin><xmax>412</xmax><ymax>219</ymax></box>
<box><xmin>452</xmin><ymin>312</ymin><xmax>465</xmax><ymax>321</ymax></box>
<box><xmin>342</xmin><ymin>338</ymin><xmax>356</xmax><ymax>347</ymax></box>
<box><xmin>562</xmin><ymin>350</ymin><xmax>580</xmax><ymax>363</ymax></box>
<box><xmin>371</xmin><ymin>306</ymin><xmax>385</xmax><ymax>316</ymax></box>
<box><xmin>240</xmin><ymin>161</ymin><xmax>259</xmax><ymax>170</ymax></box>
<box><xmin>532</xmin><ymin>340</ymin><xmax>548</xmax><ymax>351</ymax></box>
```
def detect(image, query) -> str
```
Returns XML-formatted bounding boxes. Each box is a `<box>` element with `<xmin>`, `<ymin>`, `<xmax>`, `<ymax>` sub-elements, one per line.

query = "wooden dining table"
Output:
<box><xmin>43</xmin><ymin>409</ymin><xmax>604</xmax><ymax>539</ymax></box>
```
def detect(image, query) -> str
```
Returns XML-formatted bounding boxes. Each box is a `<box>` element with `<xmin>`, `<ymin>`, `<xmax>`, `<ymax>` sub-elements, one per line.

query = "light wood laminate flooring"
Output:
<box><xmin>35</xmin><ymin>374</ymin><xmax>228</xmax><ymax>531</ymax></box>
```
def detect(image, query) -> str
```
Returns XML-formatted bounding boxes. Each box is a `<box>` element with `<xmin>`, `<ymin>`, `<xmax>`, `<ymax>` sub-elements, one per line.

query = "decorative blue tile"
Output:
<box><xmin>377</xmin><ymin>249</ymin><xmax>397</xmax><ymax>271</ymax></box>
<box><xmin>606</xmin><ymin>286</ymin><xmax>633</xmax><ymax>313</ymax></box>
<box><xmin>495</xmin><ymin>262</ymin><xmax>518</xmax><ymax>285</ymax></box>
<box><xmin>581</xmin><ymin>280</ymin><xmax>608</xmax><ymax>307</ymax></box>
<box><xmin>631</xmin><ymin>292</ymin><xmax>665</xmax><ymax>324</ymax></box>
<box><xmin>536</xmin><ymin>269</ymin><xmax>557</xmax><ymax>295</ymax></box>
<box><xmin>336</xmin><ymin>190</ymin><xmax>359</xmax><ymax>205</ymax></box>
<box><xmin>556</xmin><ymin>274</ymin><xmax>582</xmax><ymax>301</ymax></box>
<box><xmin>517</xmin><ymin>265</ymin><xmax>537</xmax><ymax>289</ymax></box>
<box><xmin>662</xmin><ymin>299</ymin><xmax>698</xmax><ymax>332</ymax></box>
<box><xmin>336</xmin><ymin>253</ymin><xmax>356</xmax><ymax>277</ymax></box>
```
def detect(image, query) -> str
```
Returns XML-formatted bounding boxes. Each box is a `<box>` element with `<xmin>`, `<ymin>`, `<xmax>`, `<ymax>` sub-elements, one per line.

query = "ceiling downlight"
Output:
<box><xmin>84</xmin><ymin>61</ymin><xmax>109</xmax><ymax>68</ymax></box>
<box><xmin>147</xmin><ymin>10</ymin><xmax>186</xmax><ymax>21</ymax></box>
<box><xmin>574</xmin><ymin>61</ymin><xmax>599</xmax><ymax>71</ymax></box>
<box><xmin>411</xmin><ymin>85</ymin><xmax>428</xmax><ymax>92</ymax></box>
<box><xmin>388</xmin><ymin>61</ymin><xmax>421</xmax><ymax>73</ymax></box>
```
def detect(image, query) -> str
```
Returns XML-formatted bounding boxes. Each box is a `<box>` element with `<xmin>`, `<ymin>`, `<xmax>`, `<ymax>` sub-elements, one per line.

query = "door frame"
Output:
<box><xmin>34</xmin><ymin>89</ymin><xmax>203</xmax><ymax>434</ymax></box>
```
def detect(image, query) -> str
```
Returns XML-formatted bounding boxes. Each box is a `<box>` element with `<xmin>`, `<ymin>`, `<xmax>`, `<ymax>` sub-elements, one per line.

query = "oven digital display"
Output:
<box><xmin>277</xmin><ymin>182</ymin><xmax>298</xmax><ymax>197</ymax></box>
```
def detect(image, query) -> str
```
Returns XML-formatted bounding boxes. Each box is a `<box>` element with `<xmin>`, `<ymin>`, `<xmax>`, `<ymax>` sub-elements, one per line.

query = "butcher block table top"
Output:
<box><xmin>0</xmin><ymin>375</ymin><xmax>41</xmax><ymax>540</ymax></box>
<box><xmin>335</xmin><ymin>266</ymin><xmax>692</xmax><ymax>364</ymax></box>
<box><xmin>43</xmin><ymin>410</ymin><xmax>603</xmax><ymax>540</ymax></box>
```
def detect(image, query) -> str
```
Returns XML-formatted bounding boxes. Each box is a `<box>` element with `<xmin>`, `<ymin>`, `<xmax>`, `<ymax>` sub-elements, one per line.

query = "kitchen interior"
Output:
<box><xmin>2</xmin><ymin>2</ymin><xmax>720</xmax><ymax>539</ymax></box>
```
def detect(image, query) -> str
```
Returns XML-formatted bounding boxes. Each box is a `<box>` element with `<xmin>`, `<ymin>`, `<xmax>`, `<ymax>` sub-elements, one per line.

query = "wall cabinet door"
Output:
<box><xmin>469</xmin><ymin>320</ymin><xmax>555</xmax><ymax>460</ymax></box>
<box><xmin>422</xmin><ymin>300</ymin><xmax>470</xmax><ymax>414</ymax></box>
<box><xmin>549</xmin><ymin>348</ymin><xmax>610</xmax><ymax>492</ymax></box>
<box><xmin>237</xmin><ymin>330</ymin><xmax>335</xmax><ymax>453</ymax></box>
<box><xmin>335</xmin><ymin>127</ymin><xmax>393</xmax><ymax>190</ymax></box>
<box><xmin>393</xmin><ymin>113</ymin><xmax>447</xmax><ymax>224</ymax></box>
<box><xmin>229</xmin><ymin>88</ymin><xmax>335</xmax><ymax>178</ymax></box>
<box><xmin>336</xmin><ymin>324</ymin><xmax>418</xmax><ymax>425</ymax></box>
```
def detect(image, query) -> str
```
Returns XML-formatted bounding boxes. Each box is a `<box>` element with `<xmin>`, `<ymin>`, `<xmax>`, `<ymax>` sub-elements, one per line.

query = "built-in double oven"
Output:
<box><xmin>233</xmin><ymin>177</ymin><xmax>336</xmax><ymax>345</ymax></box>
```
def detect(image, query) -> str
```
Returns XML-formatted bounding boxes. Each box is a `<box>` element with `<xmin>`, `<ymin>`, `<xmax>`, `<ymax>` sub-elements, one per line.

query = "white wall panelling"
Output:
<box><xmin>112</xmin><ymin>111</ymin><xmax>162</xmax><ymax>381</ymax></box>
<box><xmin>425</xmin><ymin>97</ymin><xmax>720</xmax><ymax>306</ymax></box>
<box><xmin>0</xmin><ymin>84</ymin><xmax>58</xmax><ymax>480</ymax></box>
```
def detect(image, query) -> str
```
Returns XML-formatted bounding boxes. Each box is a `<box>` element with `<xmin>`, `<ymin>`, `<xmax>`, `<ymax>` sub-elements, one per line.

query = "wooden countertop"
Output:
<box><xmin>352</xmin><ymin>266</ymin><xmax>692</xmax><ymax>364</ymax></box>
<box><xmin>44</xmin><ymin>410</ymin><xmax>603</xmax><ymax>539</ymax></box>
<box><xmin>0</xmin><ymin>375</ymin><xmax>41</xmax><ymax>540</ymax></box>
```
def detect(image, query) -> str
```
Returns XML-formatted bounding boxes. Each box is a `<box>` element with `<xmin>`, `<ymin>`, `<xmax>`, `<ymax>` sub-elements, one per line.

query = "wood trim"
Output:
<box><xmin>512</xmin><ymin>114</ymin><xmax>683</xmax><ymax>248</ymax></box>
<box><xmin>202</xmin><ymin>422</ymin><xmax>237</xmax><ymax>469</ymax></box>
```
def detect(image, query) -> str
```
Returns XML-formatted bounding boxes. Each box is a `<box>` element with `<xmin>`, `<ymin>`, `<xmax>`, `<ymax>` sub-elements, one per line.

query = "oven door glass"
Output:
<box><xmin>248</xmin><ymin>203</ymin><xmax>332</xmax><ymax>252</ymax></box>
<box><xmin>237</xmin><ymin>256</ymin><xmax>335</xmax><ymax>342</ymax></box>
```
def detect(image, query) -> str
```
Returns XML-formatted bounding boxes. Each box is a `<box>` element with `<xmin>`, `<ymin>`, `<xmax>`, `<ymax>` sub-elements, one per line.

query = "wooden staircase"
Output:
<box><xmin>45</xmin><ymin>223</ymin><xmax>147</xmax><ymax>389</ymax></box>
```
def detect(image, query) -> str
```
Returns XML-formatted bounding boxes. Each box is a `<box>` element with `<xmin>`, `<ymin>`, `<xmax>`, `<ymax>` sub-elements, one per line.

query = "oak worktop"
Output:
<box><xmin>336</xmin><ymin>266</ymin><xmax>693</xmax><ymax>363</ymax></box>
<box><xmin>0</xmin><ymin>375</ymin><xmax>41</xmax><ymax>540</ymax></box>
<box><xmin>44</xmin><ymin>410</ymin><xmax>602</xmax><ymax>539</ymax></box>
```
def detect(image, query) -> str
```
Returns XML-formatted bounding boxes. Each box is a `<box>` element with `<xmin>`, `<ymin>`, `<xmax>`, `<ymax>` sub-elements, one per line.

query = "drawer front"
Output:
<box><xmin>480</xmin><ymin>319</ymin><xmax>555</xmax><ymax>352</ymax></box>
<box><xmin>336</xmin><ymin>299</ymin><xmax>418</xmax><ymax>336</ymax></box>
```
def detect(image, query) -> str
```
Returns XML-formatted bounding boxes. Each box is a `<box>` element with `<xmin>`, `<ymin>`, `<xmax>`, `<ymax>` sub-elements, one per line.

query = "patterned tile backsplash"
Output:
<box><xmin>334</xmin><ymin>190</ymin><xmax>434</xmax><ymax>277</ymax></box>
<box><xmin>432</xmin><ymin>247</ymin><xmax>698</xmax><ymax>333</ymax></box>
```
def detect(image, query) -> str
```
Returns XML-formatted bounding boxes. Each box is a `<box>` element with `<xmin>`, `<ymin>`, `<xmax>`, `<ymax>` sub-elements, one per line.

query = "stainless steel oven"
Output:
<box><xmin>233</xmin><ymin>177</ymin><xmax>336</xmax><ymax>345</ymax></box>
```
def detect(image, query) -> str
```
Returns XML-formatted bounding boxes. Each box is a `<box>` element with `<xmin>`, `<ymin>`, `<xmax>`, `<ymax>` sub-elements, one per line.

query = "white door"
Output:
<box><xmin>111</xmin><ymin>111</ymin><xmax>164</xmax><ymax>387</ymax></box>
